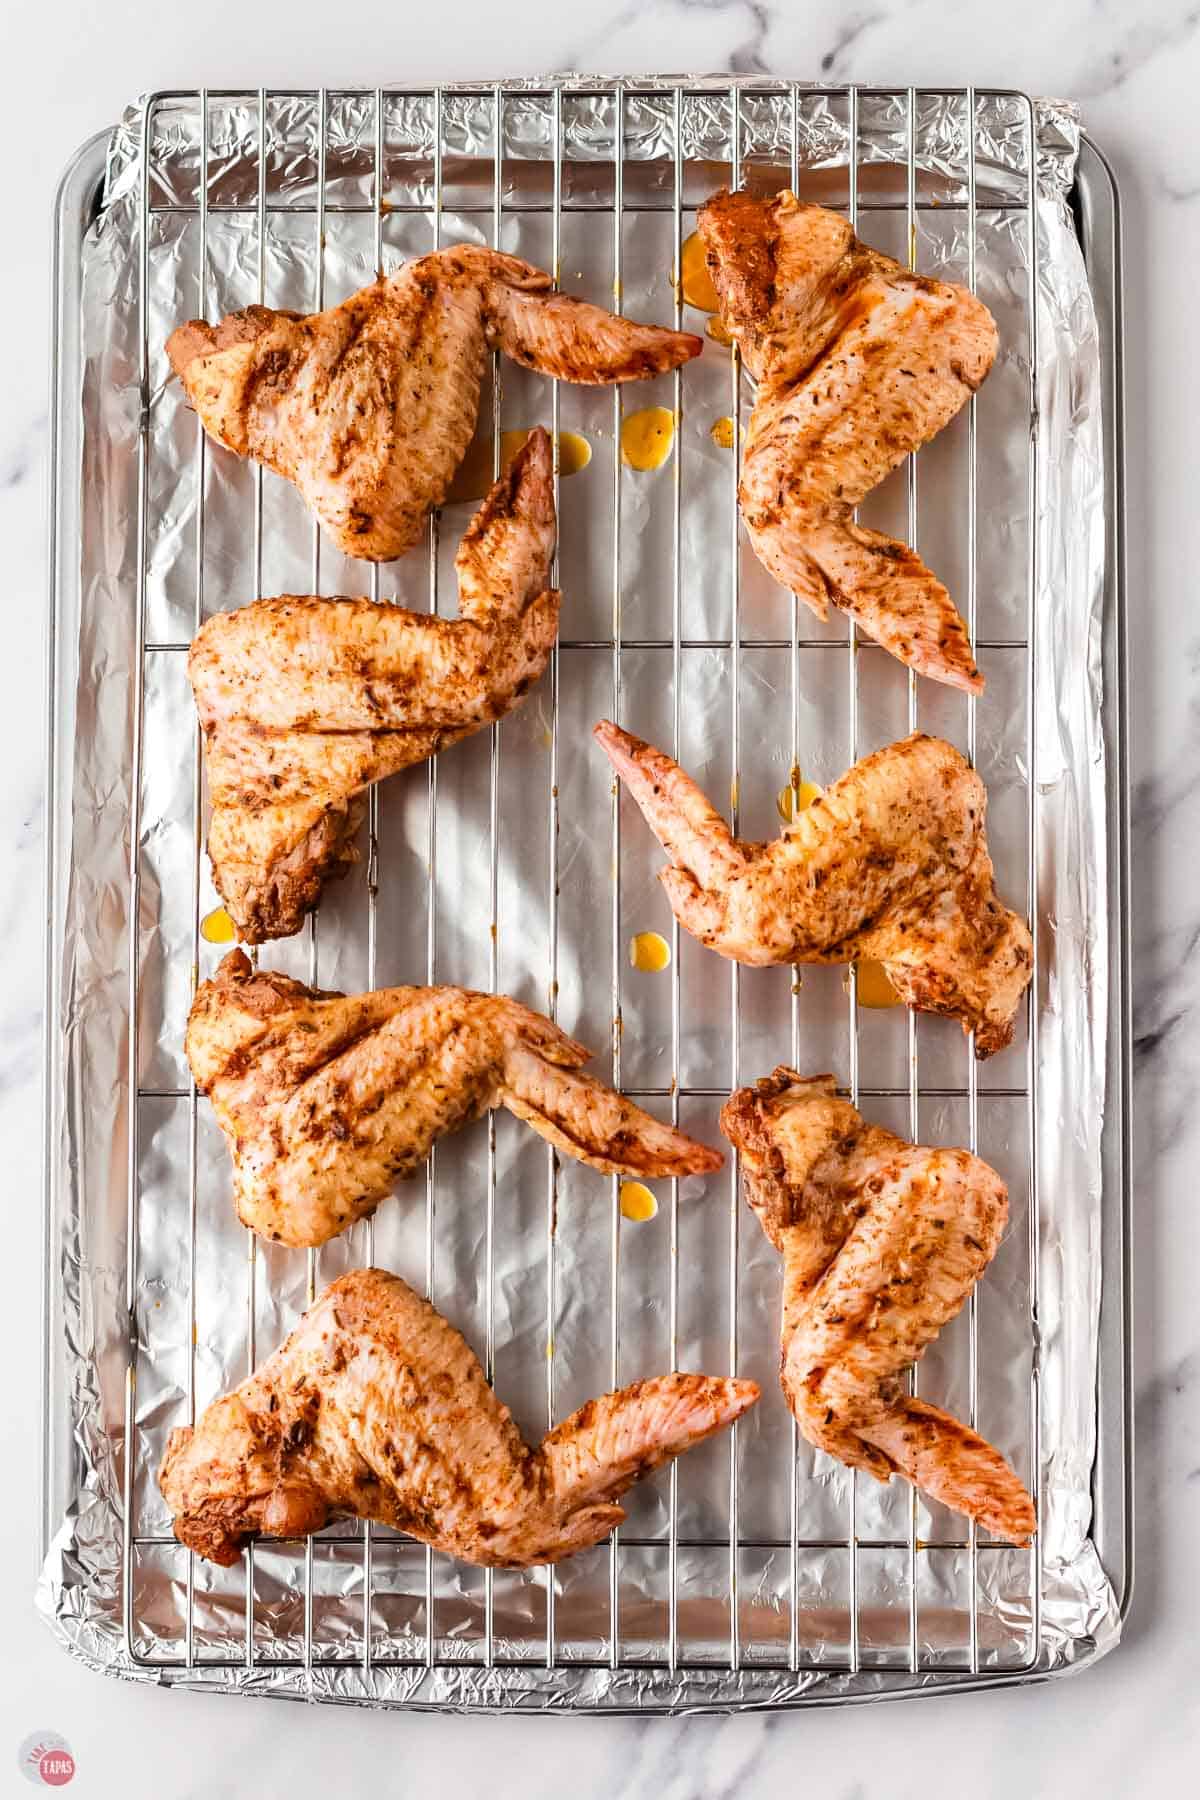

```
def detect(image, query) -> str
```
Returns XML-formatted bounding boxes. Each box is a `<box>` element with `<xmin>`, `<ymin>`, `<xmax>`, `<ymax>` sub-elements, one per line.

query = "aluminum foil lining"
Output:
<box><xmin>38</xmin><ymin>81</ymin><xmax>1121</xmax><ymax>1709</ymax></box>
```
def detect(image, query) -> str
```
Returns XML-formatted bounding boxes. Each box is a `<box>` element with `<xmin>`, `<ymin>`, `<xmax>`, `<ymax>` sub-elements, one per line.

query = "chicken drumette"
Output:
<box><xmin>188</xmin><ymin>949</ymin><xmax>723</xmax><ymax>1248</ymax></box>
<box><xmin>594</xmin><ymin>722</ymin><xmax>1032</xmax><ymax>1058</ymax></box>
<box><xmin>698</xmin><ymin>189</ymin><xmax>997</xmax><ymax>693</ymax></box>
<box><xmin>190</xmin><ymin>429</ymin><xmax>557</xmax><ymax>944</ymax></box>
<box><xmin>160</xmin><ymin>1268</ymin><xmax>759</xmax><ymax>1568</ymax></box>
<box><xmin>722</xmin><ymin>1070</ymin><xmax>1035</xmax><ymax>1542</ymax></box>
<box><xmin>168</xmin><ymin>246</ymin><xmax>701</xmax><ymax>561</ymax></box>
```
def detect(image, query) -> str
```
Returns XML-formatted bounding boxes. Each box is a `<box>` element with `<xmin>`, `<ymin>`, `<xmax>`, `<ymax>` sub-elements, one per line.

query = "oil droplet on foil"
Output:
<box><xmin>446</xmin><ymin>435</ymin><xmax>501</xmax><ymax>505</ymax></box>
<box><xmin>201</xmin><ymin>906</ymin><xmax>237</xmax><ymax>945</ymax></box>
<box><xmin>620</xmin><ymin>1181</ymin><xmax>659</xmax><ymax>1223</ymax></box>
<box><xmin>679</xmin><ymin>231</ymin><xmax>720</xmax><ymax>312</ymax></box>
<box><xmin>629</xmin><ymin>930</ymin><xmax>672</xmax><ymax>972</ymax></box>
<box><xmin>846</xmin><ymin>959</ymin><xmax>903</xmax><ymax>1009</ymax></box>
<box><xmin>621</xmin><ymin>407</ymin><xmax>675</xmax><ymax>471</ymax></box>
<box><xmin>446</xmin><ymin>428</ymin><xmax>592</xmax><ymax>503</ymax></box>
<box><xmin>777</xmin><ymin>778</ymin><xmax>823</xmax><ymax>824</ymax></box>
<box><xmin>548</xmin><ymin>430</ymin><xmax>592</xmax><ymax>477</ymax></box>
<box><xmin>710</xmin><ymin>415</ymin><xmax>735</xmax><ymax>450</ymax></box>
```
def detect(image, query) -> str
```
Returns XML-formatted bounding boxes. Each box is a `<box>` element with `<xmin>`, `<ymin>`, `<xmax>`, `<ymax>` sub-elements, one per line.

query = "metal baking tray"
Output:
<box><xmin>40</xmin><ymin>82</ymin><xmax>1131</xmax><ymax>1710</ymax></box>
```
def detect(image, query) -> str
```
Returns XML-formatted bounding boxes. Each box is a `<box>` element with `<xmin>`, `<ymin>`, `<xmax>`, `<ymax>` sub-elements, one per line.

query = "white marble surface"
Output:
<box><xmin>2</xmin><ymin>0</ymin><xmax>1194</xmax><ymax>1792</ymax></box>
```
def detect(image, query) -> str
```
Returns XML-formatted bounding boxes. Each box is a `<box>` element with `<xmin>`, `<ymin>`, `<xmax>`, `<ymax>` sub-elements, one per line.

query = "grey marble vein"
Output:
<box><xmin>1071</xmin><ymin>0</ymin><xmax>1200</xmax><ymax>98</ymax></box>
<box><xmin>819</xmin><ymin>9</ymin><xmax>889</xmax><ymax>76</ymax></box>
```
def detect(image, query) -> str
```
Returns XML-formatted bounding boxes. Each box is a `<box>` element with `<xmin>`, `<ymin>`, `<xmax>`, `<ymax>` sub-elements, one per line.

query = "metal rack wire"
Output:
<box><xmin>120</xmin><ymin>80</ymin><xmax>1044</xmax><ymax>1686</ymax></box>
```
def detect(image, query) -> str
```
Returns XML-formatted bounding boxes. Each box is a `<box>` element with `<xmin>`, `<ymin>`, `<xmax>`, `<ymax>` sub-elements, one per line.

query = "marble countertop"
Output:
<box><xmin>2</xmin><ymin>0</ymin><xmax>1194</xmax><ymax>1792</ymax></box>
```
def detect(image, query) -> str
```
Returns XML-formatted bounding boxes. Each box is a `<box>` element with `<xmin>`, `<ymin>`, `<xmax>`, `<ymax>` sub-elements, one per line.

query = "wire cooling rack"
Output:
<box><xmin>42</xmin><ymin>79</ymin><xmax>1132</xmax><ymax>1708</ymax></box>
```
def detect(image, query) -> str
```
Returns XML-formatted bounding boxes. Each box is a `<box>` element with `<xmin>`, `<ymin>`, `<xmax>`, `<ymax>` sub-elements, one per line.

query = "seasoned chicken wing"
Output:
<box><xmin>191</xmin><ymin>429</ymin><xmax>557</xmax><ymax>944</ymax></box>
<box><xmin>594</xmin><ymin>722</ymin><xmax>1032</xmax><ymax>1057</ymax></box>
<box><xmin>160</xmin><ymin>1268</ymin><xmax>759</xmax><ymax>1568</ymax></box>
<box><xmin>188</xmin><ymin>949</ymin><xmax>722</xmax><ymax>1248</ymax></box>
<box><xmin>698</xmin><ymin>189</ymin><xmax>997</xmax><ymax>693</ymax></box>
<box><xmin>167</xmin><ymin>246</ymin><xmax>702</xmax><ymax>562</ymax></box>
<box><xmin>721</xmin><ymin>1070</ymin><xmax>1035</xmax><ymax>1542</ymax></box>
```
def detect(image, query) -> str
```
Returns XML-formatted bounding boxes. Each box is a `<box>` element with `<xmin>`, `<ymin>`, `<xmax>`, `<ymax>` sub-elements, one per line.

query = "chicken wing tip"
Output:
<box><xmin>930</xmin><ymin>658</ymin><xmax>985</xmax><ymax>697</ymax></box>
<box><xmin>592</xmin><ymin>717</ymin><xmax>640</xmax><ymax>754</ymax></box>
<box><xmin>683</xmin><ymin>1143</ymin><xmax>725</xmax><ymax>1176</ymax></box>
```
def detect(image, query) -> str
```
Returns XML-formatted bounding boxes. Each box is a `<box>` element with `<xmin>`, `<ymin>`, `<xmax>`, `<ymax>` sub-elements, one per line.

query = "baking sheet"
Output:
<box><xmin>38</xmin><ymin>81</ymin><xmax>1126</xmax><ymax>1708</ymax></box>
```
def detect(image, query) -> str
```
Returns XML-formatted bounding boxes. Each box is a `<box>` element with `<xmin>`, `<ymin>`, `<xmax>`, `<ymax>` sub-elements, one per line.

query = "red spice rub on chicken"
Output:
<box><xmin>168</xmin><ymin>247</ymin><xmax>701</xmax><ymax>562</ymax></box>
<box><xmin>698</xmin><ymin>189</ymin><xmax>997</xmax><ymax>693</ymax></box>
<box><xmin>722</xmin><ymin>1070</ymin><xmax>1035</xmax><ymax>1543</ymax></box>
<box><xmin>187</xmin><ymin>949</ymin><xmax>723</xmax><ymax>1249</ymax></box>
<box><xmin>190</xmin><ymin>429</ymin><xmax>558</xmax><ymax>943</ymax></box>
<box><xmin>161</xmin><ymin>1268</ymin><xmax>759</xmax><ymax>1568</ymax></box>
<box><xmin>595</xmin><ymin>722</ymin><xmax>1032</xmax><ymax>1058</ymax></box>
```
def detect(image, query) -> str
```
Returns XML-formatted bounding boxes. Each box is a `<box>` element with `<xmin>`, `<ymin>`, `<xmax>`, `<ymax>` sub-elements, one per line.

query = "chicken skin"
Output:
<box><xmin>594</xmin><ymin>722</ymin><xmax>1032</xmax><ymax>1058</ymax></box>
<box><xmin>160</xmin><ymin>1268</ymin><xmax>759</xmax><ymax>1569</ymax></box>
<box><xmin>187</xmin><ymin>949</ymin><xmax>723</xmax><ymax>1248</ymax></box>
<box><xmin>721</xmin><ymin>1070</ymin><xmax>1035</xmax><ymax>1543</ymax></box>
<box><xmin>167</xmin><ymin>246</ymin><xmax>702</xmax><ymax>562</ymax></box>
<box><xmin>697</xmin><ymin>189</ymin><xmax>997</xmax><ymax>693</ymax></box>
<box><xmin>190</xmin><ymin>429</ymin><xmax>558</xmax><ymax>944</ymax></box>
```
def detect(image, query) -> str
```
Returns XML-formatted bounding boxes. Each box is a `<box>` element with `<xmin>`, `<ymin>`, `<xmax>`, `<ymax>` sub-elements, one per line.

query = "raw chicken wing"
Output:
<box><xmin>188</xmin><ymin>949</ymin><xmax>723</xmax><ymax>1247</ymax></box>
<box><xmin>191</xmin><ymin>430</ymin><xmax>557</xmax><ymax>943</ymax></box>
<box><xmin>594</xmin><ymin>721</ymin><xmax>1032</xmax><ymax>1058</ymax></box>
<box><xmin>160</xmin><ymin>1268</ymin><xmax>759</xmax><ymax>1568</ymax></box>
<box><xmin>721</xmin><ymin>1069</ymin><xmax>1035</xmax><ymax>1542</ymax></box>
<box><xmin>698</xmin><ymin>189</ymin><xmax>997</xmax><ymax>692</ymax></box>
<box><xmin>168</xmin><ymin>247</ymin><xmax>701</xmax><ymax>561</ymax></box>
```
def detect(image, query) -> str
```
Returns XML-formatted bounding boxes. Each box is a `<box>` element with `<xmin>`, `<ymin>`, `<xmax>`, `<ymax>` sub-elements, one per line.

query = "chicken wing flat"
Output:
<box><xmin>191</xmin><ymin>429</ymin><xmax>557</xmax><ymax>944</ymax></box>
<box><xmin>594</xmin><ymin>722</ymin><xmax>1032</xmax><ymax>1057</ymax></box>
<box><xmin>167</xmin><ymin>246</ymin><xmax>702</xmax><ymax>562</ymax></box>
<box><xmin>160</xmin><ymin>1267</ymin><xmax>759</xmax><ymax>1568</ymax></box>
<box><xmin>697</xmin><ymin>189</ymin><xmax>997</xmax><ymax>693</ymax></box>
<box><xmin>721</xmin><ymin>1070</ymin><xmax>1035</xmax><ymax>1542</ymax></box>
<box><xmin>188</xmin><ymin>949</ymin><xmax>723</xmax><ymax>1247</ymax></box>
